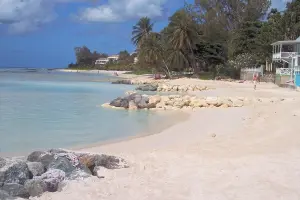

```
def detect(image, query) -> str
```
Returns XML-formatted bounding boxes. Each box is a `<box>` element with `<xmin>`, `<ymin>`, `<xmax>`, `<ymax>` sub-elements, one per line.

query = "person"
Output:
<box><xmin>253</xmin><ymin>73</ymin><xmax>258</xmax><ymax>90</ymax></box>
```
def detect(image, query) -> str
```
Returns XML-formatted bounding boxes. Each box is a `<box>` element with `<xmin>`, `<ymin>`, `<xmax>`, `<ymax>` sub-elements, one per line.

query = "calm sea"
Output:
<box><xmin>0</xmin><ymin>69</ymin><xmax>179</xmax><ymax>154</ymax></box>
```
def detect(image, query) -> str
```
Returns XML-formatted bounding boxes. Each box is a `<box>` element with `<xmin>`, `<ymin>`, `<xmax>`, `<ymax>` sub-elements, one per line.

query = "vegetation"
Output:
<box><xmin>69</xmin><ymin>0</ymin><xmax>300</xmax><ymax>79</ymax></box>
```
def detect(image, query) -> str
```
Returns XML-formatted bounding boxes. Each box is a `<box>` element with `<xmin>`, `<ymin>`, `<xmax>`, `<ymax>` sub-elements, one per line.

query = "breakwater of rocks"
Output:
<box><xmin>0</xmin><ymin>149</ymin><xmax>128</xmax><ymax>199</ymax></box>
<box><xmin>102</xmin><ymin>93</ymin><xmax>288</xmax><ymax>110</ymax></box>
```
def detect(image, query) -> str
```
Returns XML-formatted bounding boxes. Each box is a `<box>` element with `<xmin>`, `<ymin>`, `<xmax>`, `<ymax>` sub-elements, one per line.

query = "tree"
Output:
<box><xmin>139</xmin><ymin>33</ymin><xmax>172</xmax><ymax>78</ymax></box>
<box><xmin>118</xmin><ymin>50</ymin><xmax>134</xmax><ymax>65</ymax></box>
<box><xmin>163</xmin><ymin>9</ymin><xmax>200</xmax><ymax>72</ymax></box>
<box><xmin>230</xmin><ymin>20</ymin><xmax>263</xmax><ymax>59</ymax></box>
<box><xmin>131</xmin><ymin>17</ymin><xmax>154</xmax><ymax>47</ymax></box>
<box><xmin>282</xmin><ymin>0</ymin><xmax>300</xmax><ymax>40</ymax></box>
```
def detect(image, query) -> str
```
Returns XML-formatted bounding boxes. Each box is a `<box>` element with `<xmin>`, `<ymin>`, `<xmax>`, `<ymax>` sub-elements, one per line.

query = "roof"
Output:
<box><xmin>271</xmin><ymin>37</ymin><xmax>300</xmax><ymax>45</ymax></box>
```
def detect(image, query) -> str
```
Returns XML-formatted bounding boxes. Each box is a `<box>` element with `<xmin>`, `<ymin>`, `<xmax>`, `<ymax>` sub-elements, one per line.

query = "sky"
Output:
<box><xmin>0</xmin><ymin>0</ymin><xmax>289</xmax><ymax>68</ymax></box>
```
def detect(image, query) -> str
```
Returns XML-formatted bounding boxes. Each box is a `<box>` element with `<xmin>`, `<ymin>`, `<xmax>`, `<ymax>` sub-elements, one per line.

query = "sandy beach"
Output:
<box><xmin>34</xmin><ymin>78</ymin><xmax>300</xmax><ymax>200</ymax></box>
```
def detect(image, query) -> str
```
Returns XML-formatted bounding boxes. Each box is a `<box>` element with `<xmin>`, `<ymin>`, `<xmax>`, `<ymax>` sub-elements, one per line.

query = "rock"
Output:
<box><xmin>220</xmin><ymin>98</ymin><xmax>233</xmax><ymax>107</ymax></box>
<box><xmin>94</xmin><ymin>155</ymin><xmax>129</xmax><ymax>169</ymax></box>
<box><xmin>40</xmin><ymin>169</ymin><xmax>65</xmax><ymax>192</ymax></box>
<box><xmin>128</xmin><ymin>100</ymin><xmax>138</xmax><ymax>110</ymax></box>
<box><xmin>49</xmin><ymin>149</ymin><xmax>68</xmax><ymax>154</ymax></box>
<box><xmin>110</xmin><ymin>97</ymin><xmax>129</xmax><ymax>108</ymax></box>
<box><xmin>136</xmin><ymin>84</ymin><xmax>158</xmax><ymax>91</ymax></box>
<box><xmin>0</xmin><ymin>189</ymin><xmax>11</xmax><ymax>200</ymax></box>
<box><xmin>0</xmin><ymin>158</ymin><xmax>6</xmax><ymax>169</ymax></box>
<box><xmin>0</xmin><ymin>159</ymin><xmax>30</xmax><ymax>186</ymax></box>
<box><xmin>27</xmin><ymin>162</ymin><xmax>45</xmax><ymax>177</ymax></box>
<box><xmin>211</xmin><ymin>133</ymin><xmax>217</xmax><ymax>138</ymax></box>
<box><xmin>149</xmin><ymin>95</ymin><xmax>161</xmax><ymax>105</ymax></box>
<box><xmin>68</xmin><ymin>170</ymin><xmax>92</xmax><ymax>180</ymax></box>
<box><xmin>111</xmin><ymin>80</ymin><xmax>132</xmax><ymax>85</ymax></box>
<box><xmin>155</xmin><ymin>102</ymin><xmax>165</xmax><ymax>109</ymax></box>
<box><xmin>48</xmin><ymin>157</ymin><xmax>76</xmax><ymax>175</ymax></box>
<box><xmin>27</xmin><ymin>151</ymin><xmax>55</xmax><ymax>169</ymax></box>
<box><xmin>125</xmin><ymin>91</ymin><xmax>136</xmax><ymax>96</ymax></box>
<box><xmin>78</xmin><ymin>154</ymin><xmax>128</xmax><ymax>170</ymax></box>
<box><xmin>206</xmin><ymin>97</ymin><xmax>219</xmax><ymax>106</ymax></box>
<box><xmin>24</xmin><ymin>179</ymin><xmax>46</xmax><ymax>197</ymax></box>
<box><xmin>2</xmin><ymin>183</ymin><xmax>29</xmax><ymax>198</ymax></box>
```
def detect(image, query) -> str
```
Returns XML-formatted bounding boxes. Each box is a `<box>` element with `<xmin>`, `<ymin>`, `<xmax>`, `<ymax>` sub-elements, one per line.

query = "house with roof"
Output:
<box><xmin>271</xmin><ymin>37</ymin><xmax>300</xmax><ymax>87</ymax></box>
<box><xmin>95</xmin><ymin>54</ymin><xmax>119</xmax><ymax>66</ymax></box>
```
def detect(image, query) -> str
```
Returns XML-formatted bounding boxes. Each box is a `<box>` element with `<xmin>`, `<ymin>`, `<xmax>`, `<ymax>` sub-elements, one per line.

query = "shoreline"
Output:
<box><xmin>53</xmin><ymin>69</ymin><xmax>131</xmax><ymax>75</ymax></box>
<box><xmin>0</xmin><ymin>110</ymin><xmax>189</xmax><ymax>158</ymax></box>
<box><xmin>72</xmin><ymin>110</ymin><xmax>190</xmax><ymax>152</ymax></box>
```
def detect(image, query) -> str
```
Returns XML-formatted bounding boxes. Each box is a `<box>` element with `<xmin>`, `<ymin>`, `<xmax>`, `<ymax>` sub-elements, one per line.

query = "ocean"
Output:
<box><xmin>0</xmin><ymin>69</ymin><xmax>179</xmax><ymax>154</ymax></box>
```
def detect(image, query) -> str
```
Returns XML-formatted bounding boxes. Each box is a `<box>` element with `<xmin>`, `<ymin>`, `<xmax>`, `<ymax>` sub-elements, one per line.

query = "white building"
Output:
<box><xmin>95</xmin><ymin>54</ymin><xmax>119</xmax><ymax>66</ymax></box>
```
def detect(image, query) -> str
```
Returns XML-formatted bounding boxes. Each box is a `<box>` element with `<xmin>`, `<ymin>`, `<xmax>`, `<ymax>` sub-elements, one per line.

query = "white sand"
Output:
<box><xmin>35</xmin><ymin>79</ymin><xmax>300</xmax><ymax>200</ymax></box>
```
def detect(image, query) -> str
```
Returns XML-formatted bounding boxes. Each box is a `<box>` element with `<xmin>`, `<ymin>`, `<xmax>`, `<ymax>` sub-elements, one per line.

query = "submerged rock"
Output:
<box><xmin>27</xmin><ymin>162</ymin><xmax>45</xmax><ymax>177</ymax></box>
<box><xmin>111</xmin><ymin>80</ymin><xmax>132</xmax><ymax>85</ymax></box>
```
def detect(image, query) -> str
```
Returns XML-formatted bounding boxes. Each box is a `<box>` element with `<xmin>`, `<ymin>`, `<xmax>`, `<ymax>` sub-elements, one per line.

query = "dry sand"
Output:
<box><xmin>35</xmin><ymin>79</ymin><xmax>300</xmax><ymax>200</ymax></box>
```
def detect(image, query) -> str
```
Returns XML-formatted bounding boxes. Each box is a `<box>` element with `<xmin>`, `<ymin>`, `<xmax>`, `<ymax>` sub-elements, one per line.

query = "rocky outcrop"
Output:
<box><xmin>27</xmin><ymin>162</ymin><xmax>45</xmax><ymax>177</ymax></box>
<box><xmin>110</xmin><ymin>94</ymin><xmax>151</xmax><ymax>109</ymax></box>
<box><xmin>136</xmin><ymin>84</ymin><xmax>158</xmax><ymax>91</ymax></box>
<box><xmin>104</xmin><ymin>94</ymin><xmax>288</xmax><ymax>110</ymax></box>
<box><xmin>0</xmin><ymin>159</ymin><xmax>30</xmax><ymax>186</ymax></box>
<box><xmin>111</xmin><ymin>80</ymin><xmax>132</xmax><ymax>85</ymax></box>
<box><xmin>157</xmin><ymin>84</ymin><xmax>210</xmax><ymax>92</ymax></box>
<box><xmin>0</xmin><ymin>149</ymin><xmax>128</xmax><ymax>199</ymax></box>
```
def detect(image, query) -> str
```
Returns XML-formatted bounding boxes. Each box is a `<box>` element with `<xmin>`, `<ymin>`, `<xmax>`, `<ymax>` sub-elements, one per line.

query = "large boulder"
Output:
<box><xmin>0</xmin><ymin>189</ymin><xmax>12</xmax><ymax>200</ymax></box>
<box><xmin>0</xmin><ymin>159</ymin><xmax>30</xmax><ymax>186</ymax></box>
<box><xmin>39</xmin><ymin>169</ymin><xmax>65</xmax><ymax>192</ymax></box>
<box><xmin>128</xmin><ymin>100</ymin><xmax>138</xmax><ymax>110</ymax></box>
<box><xmin>1</xmin><ymin>183</ymin><xmax>29</xmax><ymax>198</ymax></box>
<box><xmin>27</xmin><ymin>151</ymin><xmax>55</xmax><ymax>169</ymax></box>
<box><xmin>48</xmin><ymin>157</ymin><xmax>75</xmax><ymax>176</ymax></box>
<box><xmin>78</xmin><ymin>154</ymin><xmax>128</xmax><ymax>171</ymax></box>
<box><xmin>27</xmin><ymin>162</ymin><xmax>45</xmax><ymax>177</ymax></box>
<box><xmin>110</xmin><ymin>97</ymin><xmax>129</xmax><ymax>108</ymax></box>
<box><xmin>136</xmin><ymin>84</ymin><xmax>158</xmax><ymax>91</ymax></box>
<box><xmin>111</xmin><ymin>80</ymin><xmax>132</xmax><ymax>85</ymax></box>
<box><xmin>0</xmin><ymin>158</ymin><xmax>6</xmax><ymax>169</ymax></box>
<box><xmin>24</xmin><ymin>179</ymin><xmax>47</xmax><ymax>197</ymax></box>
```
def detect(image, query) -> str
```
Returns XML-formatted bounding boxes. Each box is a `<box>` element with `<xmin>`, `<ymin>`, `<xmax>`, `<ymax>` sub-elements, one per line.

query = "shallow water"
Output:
<box><xmin>0</xmin><ymin>69</ymin><xmax>181</xmax><ymax>154</ymax></box>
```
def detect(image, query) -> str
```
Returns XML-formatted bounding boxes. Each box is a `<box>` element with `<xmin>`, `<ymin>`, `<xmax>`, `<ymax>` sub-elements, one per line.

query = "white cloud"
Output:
<box><xmin>77</xmin><ymin>0</ymin><xmax>167</xmax><ymax>22</ymax></box>
<box><xmin>0</xmin><ymin>0</ymin><xmax>91</xmax><ymax>34</ymax></box>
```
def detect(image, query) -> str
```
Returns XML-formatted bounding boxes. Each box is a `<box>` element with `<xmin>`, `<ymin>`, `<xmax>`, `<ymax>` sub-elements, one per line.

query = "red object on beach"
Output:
<box><xmin>154</xmin><ymin>74</ymin><xmax>161</xmax><ymax>80</ymax></box>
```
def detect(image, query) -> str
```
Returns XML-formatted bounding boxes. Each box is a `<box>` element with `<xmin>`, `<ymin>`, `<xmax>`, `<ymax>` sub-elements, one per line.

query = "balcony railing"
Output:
<box><xmin>276</xmin><ymin>68</ymin><xmax>293</xmax><ymax>75</ymax></box>
<box><xmin>273</xmin><ymin>52</ymin><xmax>299</xmax><ymax>60</ymax></box>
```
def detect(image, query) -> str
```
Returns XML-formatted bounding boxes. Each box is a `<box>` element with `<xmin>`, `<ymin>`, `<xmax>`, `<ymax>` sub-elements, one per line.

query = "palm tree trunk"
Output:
<box><xmin>162</xmin><ymin>59</ymin><xmax>172</xmax><ymax>79</ymax></box>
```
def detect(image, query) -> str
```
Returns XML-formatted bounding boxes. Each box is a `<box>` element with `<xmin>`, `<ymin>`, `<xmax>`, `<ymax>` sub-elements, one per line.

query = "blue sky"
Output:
<box><xmin>0</xmin><ymin>0</ymin><xmax>288</xmax><ymax>68</ymax></box>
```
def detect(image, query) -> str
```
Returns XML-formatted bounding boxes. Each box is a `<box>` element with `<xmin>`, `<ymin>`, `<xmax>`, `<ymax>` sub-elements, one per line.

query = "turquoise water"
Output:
<box><xmin>0</xmin><ymin>69</ymin><xmax>175</xmax><ymax>153</ymax></box>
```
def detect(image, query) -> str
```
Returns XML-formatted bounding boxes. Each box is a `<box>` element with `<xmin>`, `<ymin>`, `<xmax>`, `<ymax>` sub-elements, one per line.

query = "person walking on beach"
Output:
<box><xmin>253</xmin><ymin>72</ymin><xmax>258</xmax><ymax>90</ymax></box>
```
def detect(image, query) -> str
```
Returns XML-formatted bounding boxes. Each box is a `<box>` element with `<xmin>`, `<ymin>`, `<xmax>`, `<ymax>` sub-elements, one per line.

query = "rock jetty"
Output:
<box><xmin>103</xmin><ymin>93</ymin><xmax>287</xmax><ymax>110</ymax></box>
<box><xmin>0</xmin><ymin>149</ymin><xmax>128</xmax><ymax>199</ymax></box>
<box><xmin>135</xmin><ymin>84</ymin><xmax>211</xmax><ymax>92</ymax></box>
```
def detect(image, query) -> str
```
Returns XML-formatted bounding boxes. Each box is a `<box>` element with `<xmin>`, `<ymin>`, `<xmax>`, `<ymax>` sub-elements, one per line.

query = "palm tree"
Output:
<box><xmin>131</xmin><ymin>17</ymin><xmax>154</xmax><ymax>47</ymax></box>
<box><xmin>139</xmin><ymin>33</ymin><xmax>172</xmax><ymax>78</ymax></box>
<box><xmin>164</xmin><ymin>10</ymin><xmax>199</xmax><ymax>72</ymax></box>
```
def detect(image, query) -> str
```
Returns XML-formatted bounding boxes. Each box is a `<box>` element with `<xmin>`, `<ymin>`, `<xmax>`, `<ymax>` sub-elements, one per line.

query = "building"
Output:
<box><xmin>271</xmin><ymin>37</ymin><xmax>300</xmax><ymax>86</ymax></box>
<box><xmin>95</xmin><ymin>54</ymin><xmax>119</xmax><ymax>66</ymax></box>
